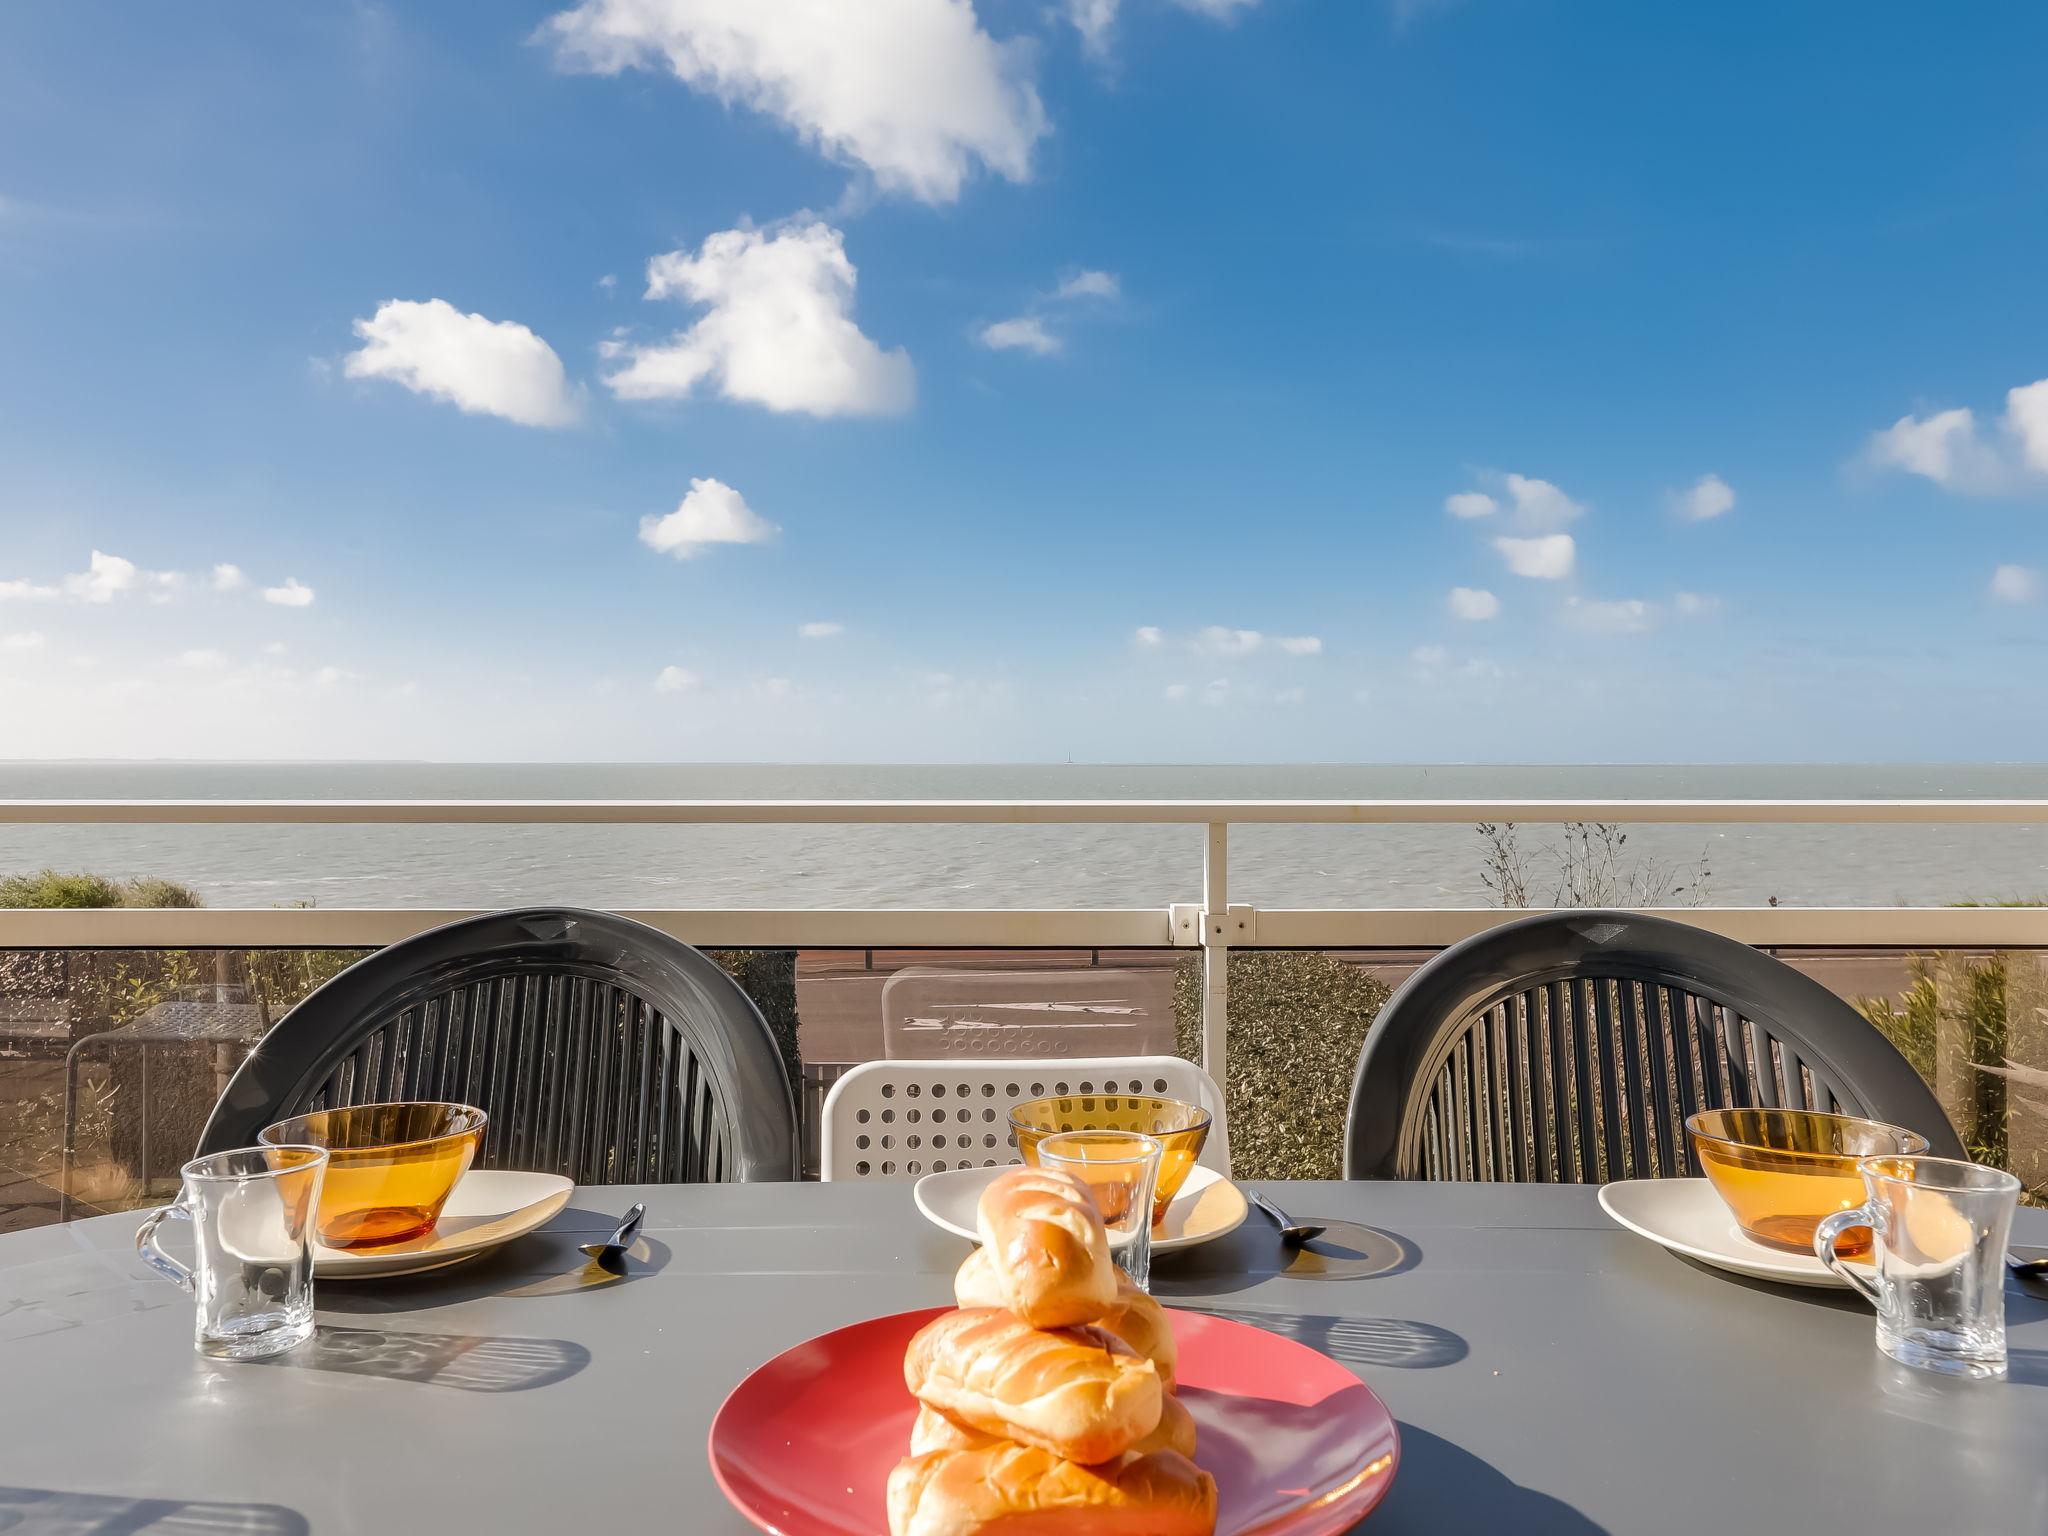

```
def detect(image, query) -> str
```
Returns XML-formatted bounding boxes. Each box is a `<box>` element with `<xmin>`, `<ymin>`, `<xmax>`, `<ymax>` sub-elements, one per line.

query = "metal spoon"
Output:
<box><xmin>1250</xmin><ymin>1191</ymin><xmax>1326</xmax><ymax>1246</ymax></box>
<box><xmin>2007</xmin><ymin>1250</ymin><xmax>2048</xmax><ymax>1279</ymax></box>
<box><xmin>579</xmin><ymin>1202</ymin><xmax>646</xmax><ymax>1274</ymax></box>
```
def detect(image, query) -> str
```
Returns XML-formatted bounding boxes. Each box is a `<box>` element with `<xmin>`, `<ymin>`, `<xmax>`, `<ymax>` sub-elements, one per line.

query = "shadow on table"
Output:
<box><xmin>1180</xmin><ymin>1306</ymin><xmax>1467</xmax><ymax>1370</ymax></box>
<box><xmin>1663</xmin><ymin>1254</ymin><xmax>1867</xmax><ymax>1312</ymax></box>
<box><xmin>1373</xmin><ymin>1425</ymin><xmax>1611</xmax><ymax>1534</ymax></box>
<box><xmin>1153</xmin><ymin>1222</ymin><xmax>1418</xmax><ymax>1298</ymax></box>
<box><xmin>2007</xmin><ymin>1348</ymin><xmax>2048</xmax><ymax>1388</ymax></box>
<box><xmin>262</xmin><ymin>1327</ymin><xmax>589</xmax><ymax>1393</ymax></box>
<box><xmin>0</xmin><ymin>1485</ymin><xmax>309</xmax><ymax>1534</ymax></box>
<box><xmin>318</xmin><ymin>1220</ymin><xmax>672</xmax><ymax>1316</ymax></box>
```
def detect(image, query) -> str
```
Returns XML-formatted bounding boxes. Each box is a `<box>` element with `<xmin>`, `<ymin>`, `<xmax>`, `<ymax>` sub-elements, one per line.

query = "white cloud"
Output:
<box><xmin>654</xmin><ymin>664</ymin><xmax>697</xmax><ymax>694</ymax></box>
<box><xmin>1674</xmin><ymin>592</ymin><xmax>1722</xmax><ymax>618</ymax></box>
<box><xmin>1448</xmin><ymin>586</ymin><xmax>1500</xmax><ymax>621</ymax></box>
<box><xmin>261</xmin><ymin>641</ymin><xmax>288</xmax><ymax>656</ymax></box>
<box><xmin>1564</xmin><ymin>596</ymin><xmax>1655</xmax><ymax>635</ymax></box>
<box><xmin>1134</xmin><ymin>625</ymin><xmax>1164</xmax><ymax>647</ymax></box>
<box><xmin>1273</xmin><ymin>685</ymin><xmax>1305</xmax><ymax>706</ymax></box>
<box><xmin>1501</xmin><ymin>473</ymin><xmax>1585</xmax><ymax>528</ymax></box>
<box><xmin>1991</xmin><ymin>564</ymin><xmax>2039</xmax><ymax>605</ymax></box>
<box><xmin>312</xmin><ymin>665</ymin><xmax>358</xmax><ymax>687</ymax></box>
<box><xmin>539</xmin><ymin>0</ymin><xmax>1046</xmax><ymax>205</ymax></box>
<box><xmin>798</xmin><ymin>620</ymin><xmax>845</xmax><ymax>639</ymax></box>
<box><xmin>344</xmin><ymin>299</ymin><xmax>578</xmax><ymax>428</ymax></box>
<box><xmin>1194</xmin><ymin>626</ymin><xmax>1263</xmax><ymax>656</ymax></box>
<box><xmin>2011</xmin><ymin>381</ymin><xmax>2048</xmax><ymax>475</ymax></box>
<box><xmin>1675</xmin><ymin>473</ymin><xmax>1735</xmax><ymax>521</ymax></box>
<box><xmin>978</xmin><ymin>316</ymin><xmax>1060</xmax><ymax>356</ymax></box>
<box><xmin>638</xmin><ymin>477</ymin><xmax>779</xmax><ymax>560</ymax></box>
<box><xmin>0</xmin><ymin>631</ymin><xmax>44</xmax><ymax>653</ymax></box>
<box><xmin>1865</xmin><ymin>380</ymin><xmax>2048</xmax><ymax>495</ymax></box>
<box><xmin>262</xmin><ymin>577</ymin><xmax>316</xmax><ymax>608</ymax></box>
<box><xmin>1067</xmin><ymin>0</ymin><xmax>1261</xmax><ymax>54</ymax></box>
<box><xmin>63</xmin><ymin>550</ymin><xmax>141</xmax><ymax>603</ymax></box>
<box><xmin>1410</xmin><ymin>645</ymin><xmax>1448</xmax><ymax>668</ymax></box>
<box><xmin>1201</xmin><ymin>677</ymin><xmax>1231</xmax><ymax>707</ymax></box>
<box><xmin>1494</xmin><ymin>533</ymin><xmax>1575</xmax><ymax>580</ymax></box>
<box><xmin>7</xmin><ymin>551</ymin><xmax>182</xmax><ymax>606</ymax></box>
<box><xmin>597</xmin><ymin>273</ymin><xmax>618</xmax><ymax>291</ymax></box>
<box><xmin>177</xmin><ymin>648</ymin><xmax>228</xmax><ymax>670</ymax></box>
<box><xmin>211</xmin><ymin>563</ymin><xmax>247</xmax><ymax>592</ymax></box>
<box><xmin>1444</xmin><ymin>492</ymin><xmax>1496</xmax><ymax>519</ymax></box>
<box><xmin>1056</xmin><ymin>269</ymin><xmax>1120</xmax><ymax>301</ymax></box>
<box><xmin>606</xmin><ymin>223</ymin><xmax>913</xmax><ymax>417</ymax></box>
<box><xmin>758</xmin><ymin>676</ymin><xmax>796</xmax><ymax>699</ymax></box>
<box><xmin>1275</xmin><ymin>635</ymin><xmax>1323</xmax><ymax>655</ymax></box>
<box><xmin>1163</xmin><ymin>681</ymin><xmax>1190</xmax><ymax>701</ymax></box>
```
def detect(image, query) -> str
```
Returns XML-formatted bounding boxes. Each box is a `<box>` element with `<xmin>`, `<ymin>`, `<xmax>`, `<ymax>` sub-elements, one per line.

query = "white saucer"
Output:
<box><xmin>1598</xmin><ymin>1177</ymin><xmax>1871</xmax><ymax>1289</ymax></box>
<box><xmin>313</xmin><ymin>1170</ymin><xmax>573</xmax><ymax>1280</ymax></box>
<box><xmin>913</xmin><ymin>1164</ymin><xmax>1248</xmax><ymax>1254</ymax></box>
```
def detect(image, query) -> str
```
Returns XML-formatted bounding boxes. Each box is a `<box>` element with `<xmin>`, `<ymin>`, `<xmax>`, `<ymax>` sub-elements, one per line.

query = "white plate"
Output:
<box><xmin>1598</xmin><ymin>1177</ymin><xmax>1872</xmax><ymax>1289</ymax></box>
<box><xmin>313</xmin><ymin>1169</ymin><xmax>574</xmax><ymax>1280</ymax></box>
<box><xmin>913</xmin><ymin>1164</ymin><xmax>1248</xmax><ymax>1254</ymax></box>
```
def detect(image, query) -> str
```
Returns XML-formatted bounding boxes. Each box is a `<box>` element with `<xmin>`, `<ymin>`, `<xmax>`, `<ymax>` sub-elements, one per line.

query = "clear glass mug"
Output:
<box><xmin>136</xmin><ymin>1145</ymin><xmax>328</xmax><ymax>1360</ymax></box>
<box><xmin>1038</xmin><ymin>1130</ymin><xmax>1163</xmax><ymax>1293</ymax></box>
<box><xmin>1814</xmin><ymin>1154</ymin><xmax>2022</xmax><ymax>1381</ymax></box>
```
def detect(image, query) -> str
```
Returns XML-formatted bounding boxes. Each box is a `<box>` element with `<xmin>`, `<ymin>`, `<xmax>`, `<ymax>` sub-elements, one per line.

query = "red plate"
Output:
<box><xmin>709</xmin><ymin>1307</ymin><xmax>1400</xmax><ymax>1535</ymax></box>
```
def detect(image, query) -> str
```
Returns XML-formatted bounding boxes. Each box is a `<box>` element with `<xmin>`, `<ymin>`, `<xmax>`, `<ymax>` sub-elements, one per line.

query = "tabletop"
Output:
<box><xmin>3</xmin><ymin>1181</ymin><xmax>2045</xmax><ymax>1535</ymax></box>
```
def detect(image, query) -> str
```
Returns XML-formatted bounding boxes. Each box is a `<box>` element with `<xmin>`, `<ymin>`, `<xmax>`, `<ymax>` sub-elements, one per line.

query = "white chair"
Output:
<box><xmin>819</xmin><ymin>1055</ymin><xmax>1230</xmax><ymax>1181</ymax></box>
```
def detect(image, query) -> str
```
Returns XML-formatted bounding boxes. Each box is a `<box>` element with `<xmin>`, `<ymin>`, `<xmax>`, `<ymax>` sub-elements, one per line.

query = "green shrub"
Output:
<box><xmin>0</xmin><ymin>869</ymin><xmax>204</xmax><ymax>909</ymax></box>
<box><xmin>119</xmin><ymin>877</ymin><xmax>203</xmax><ymax>909</ymax></box>
<box><xmin>0</xmin><ymin>870</ymin><xmax>128</xmax><ymax>908</ymax></box>
<box><xmin>1175</xmin><ymin>952</ymin><xmax>1389</xmax><ymax>1180</ymax></box>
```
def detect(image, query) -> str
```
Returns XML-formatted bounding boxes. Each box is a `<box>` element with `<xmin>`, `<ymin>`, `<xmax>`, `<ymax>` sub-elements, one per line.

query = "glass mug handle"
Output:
<box><xmin>1813</xmin><ymin>1204</ymin><xmax>1884</xmax><ymax>1308</ymax></box>
<box><xmin>135</xmin><ymin>1200</ymin><xmax>195</xmax><ymax>1294</ymax></box>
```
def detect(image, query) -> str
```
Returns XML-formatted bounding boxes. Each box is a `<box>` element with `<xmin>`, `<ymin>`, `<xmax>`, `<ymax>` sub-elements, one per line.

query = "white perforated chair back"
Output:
<box><xmin>819</xmin><ymin>1055</ymin><xmax>1230</xmax><ymax>1181</ymax></box>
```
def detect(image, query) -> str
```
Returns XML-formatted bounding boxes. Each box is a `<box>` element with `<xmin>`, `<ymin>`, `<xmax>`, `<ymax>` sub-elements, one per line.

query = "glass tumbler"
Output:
<box><xmin>1038</xmin><ymin>1130</ymin><xmax>1163</xmax><ymax>1293</ymax></box>
<box><xmin>1814</xmin><ymin>1154</ymin><xmax>2022</xmax><ymax>1381</ymax></box>
<box><xmin>136</xmin><ymin>1145</ymin><xmax>328</xmax><ymax>1360</ymax></box>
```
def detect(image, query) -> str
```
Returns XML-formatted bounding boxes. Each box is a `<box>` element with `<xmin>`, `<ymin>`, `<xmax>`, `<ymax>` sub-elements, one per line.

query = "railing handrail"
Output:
<box><xmin>3</xmin><ymin>798</ymin><xmax>2047</xmax><ymax>825</ymax></box>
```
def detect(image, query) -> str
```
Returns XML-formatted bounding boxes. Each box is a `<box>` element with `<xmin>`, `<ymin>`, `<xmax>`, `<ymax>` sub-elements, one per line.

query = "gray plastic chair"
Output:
<box><xmin>1344</xmin><ymin>910</ymin><xmax>1964</xmax><ymax>1181</ymax></box>
<box><xmin>199</xmin><ymin>908</ymin><xmax>797</xmax><ymax>1182</ymax></box>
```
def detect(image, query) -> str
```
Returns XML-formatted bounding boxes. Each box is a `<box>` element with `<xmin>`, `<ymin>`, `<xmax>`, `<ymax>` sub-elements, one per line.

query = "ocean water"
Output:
<box><xmin>1</xmin><ymin>762</ymin><xmax>2045</xmax><ymax>911</ymax></box>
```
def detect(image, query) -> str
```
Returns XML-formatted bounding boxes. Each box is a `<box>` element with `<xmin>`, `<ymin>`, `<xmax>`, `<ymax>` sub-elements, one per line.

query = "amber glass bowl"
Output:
<box><xmin>1686</xmin><ymin>1108</ymin><xmax>1927</xmax><ymax>1256</ymax></box>
<box><xmin>260</xmin><ymin>1101</ymin><xmax>486</xmax><ymax>1250</ymax></box>
<box><xmin>1011</xmin><ymin>1094</ymin><xmax>1210</xmax><ymax>1228</ymax></box>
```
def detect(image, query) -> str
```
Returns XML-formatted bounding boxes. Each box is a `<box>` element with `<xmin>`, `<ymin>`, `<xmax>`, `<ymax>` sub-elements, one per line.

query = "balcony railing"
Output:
<box><xmin>6</xmin><ymin>796</ymin><xmax>2048</xmax><ymax>1082</ymax></box>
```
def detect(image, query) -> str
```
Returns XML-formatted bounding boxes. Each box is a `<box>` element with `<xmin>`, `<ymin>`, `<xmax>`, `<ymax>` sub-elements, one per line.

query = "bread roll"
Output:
<box><xmin>956</xmin><ymin>1248</ymin><xmax>1178</xmax><ymax>1391</ymax></box>
<box><xmin>910</xmin><ymin>1404</ymin><xmax>997</xmax><ymax>1455</ymax></box>
<box><xmin>911</xmin><ymin>1393</ymin><xmax>1195</xmax><ymax>1461</ymax></box>
<box><xmin>904</xmin><ymin>1308</ymin><xmax>1162</xmax><ymax>1465</ymax></box>
<box><xmin>974</xmin><ymin>1167</ymin><xmax>1116</xmax><ymax>1328</ymax></box>
<box><xmin>1096</xmin><ymin>1284</ymin><xmax>1179</xmax><ymax>1394</ymax></box>
<box><xmin>887</xmin><ymin>1445</ymin><xmax>1217</xmax><ymax>1536</ymax></box>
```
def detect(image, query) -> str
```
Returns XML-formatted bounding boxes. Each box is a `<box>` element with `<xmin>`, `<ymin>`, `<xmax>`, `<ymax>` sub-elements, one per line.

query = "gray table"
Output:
<box><xmin>3</xmin><ymin>1182</ymin><xmax>2045</xmax><ymax>1534</ymax></box>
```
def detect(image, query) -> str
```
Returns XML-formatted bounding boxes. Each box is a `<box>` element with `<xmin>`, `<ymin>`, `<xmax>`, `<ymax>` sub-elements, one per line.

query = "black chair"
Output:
<box><xmin>1344</xmin><ymin>910</ymin><xmax>1964</xmax><ymax>1182</ymax></box>
<box><xmin>199</xmin><ymin>908</ymin><xmax>797</xmax><ymax>1182</ymax></box>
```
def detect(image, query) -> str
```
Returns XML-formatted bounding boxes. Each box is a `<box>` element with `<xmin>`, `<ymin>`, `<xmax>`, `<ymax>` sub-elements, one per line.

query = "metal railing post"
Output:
<box><xmin>1201</xmin><ymin>822</ymin><xmax>1229</xmax><ymax>1082</ymax></box>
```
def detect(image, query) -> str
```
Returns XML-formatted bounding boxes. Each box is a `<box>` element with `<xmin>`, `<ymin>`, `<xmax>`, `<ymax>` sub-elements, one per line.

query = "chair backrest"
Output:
<box><xmin>880</xmin><ymin>967</ymin><xmax>1177</xmax><ymax>1060</ymax></box>
<box><xmin>199</xmin><ymin>908</ymin><xmax>797</xmax><ymax>1183</ymax></box>
<box><xmin>1344</xmin><ymin>910</ymin><xmax>1964</xmax><ymax>1182</ymax></box>
<box><xmin>819</xmin><ymin>1055</ymin><xmax>1230</xmax><ymax>1180</ymax></box>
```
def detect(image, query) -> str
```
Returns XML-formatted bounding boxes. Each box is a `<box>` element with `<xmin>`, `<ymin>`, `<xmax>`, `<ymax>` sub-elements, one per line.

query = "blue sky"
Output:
<box><xmin>2</xmin><ymin>0</ymin><xmax>2046</xmax><ymax>762</ymax></box>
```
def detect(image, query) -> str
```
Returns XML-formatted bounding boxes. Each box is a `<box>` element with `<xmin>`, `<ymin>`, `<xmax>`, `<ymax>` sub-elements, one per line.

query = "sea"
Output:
<box><xmin>2</xmin><ymin>762</ymin><xmax>2046</xmax><ymax>911</ymax></box>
